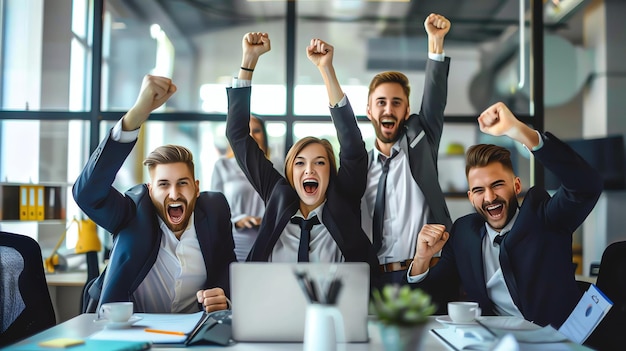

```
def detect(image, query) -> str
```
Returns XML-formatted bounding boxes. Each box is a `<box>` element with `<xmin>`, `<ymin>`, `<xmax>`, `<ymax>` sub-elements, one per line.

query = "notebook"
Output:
<box><xmin>230</xmin><ymin>262</ymin><xmax>370</xmax><ymax>342</ymax></box>
<box><xmin>4</xmin><ymin>339</ymin><xmax>151</xmax><ymax>351</ymax></box>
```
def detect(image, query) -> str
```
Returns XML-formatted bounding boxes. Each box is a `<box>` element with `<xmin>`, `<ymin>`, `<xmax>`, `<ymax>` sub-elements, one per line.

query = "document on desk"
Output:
<box><xmin>558</xmin><ymin>284</ymin><xmax>612</xmax><ymax>344</ymax></box>
<box><xmin>89</xmin><ymin>311</ymin><xmax>207</xmax><ymax>344</ymax></box>
<box><xmin>430</xmin><ymin>327</ymin><xmax>497</xmax><ymax>350</ymax></box>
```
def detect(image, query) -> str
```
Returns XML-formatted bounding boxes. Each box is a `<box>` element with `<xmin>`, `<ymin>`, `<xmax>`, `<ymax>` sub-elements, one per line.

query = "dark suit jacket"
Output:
<box><xmin>400</xmin><ymin>57</ymin><xmax>452</xmax><ymax>230</ymax></box>
<box><xmin>412</xmin><ymin>132</ymin><xmax>603</xmax><ymax>328</ymax></box>
<box><xmin>226</xmin><ymin>87</ymin><xmax>379</xmax><ymax>283</ymax></box>
<box><xmin>367</xmin><ymin>58</ymin><xmax>453</xmax><ymax>254</ymax></box>
<box><xmin>73</xmin><ymin>131</ymin><xmax>236</xmax><ymax>312</ymax></box>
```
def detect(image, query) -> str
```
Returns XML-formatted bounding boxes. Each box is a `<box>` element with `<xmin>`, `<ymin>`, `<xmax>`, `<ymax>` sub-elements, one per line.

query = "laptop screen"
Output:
<box><xmin>230</xmin><ymin>262</ymin><xmax>370</xmax><ymax>342</ymax></box>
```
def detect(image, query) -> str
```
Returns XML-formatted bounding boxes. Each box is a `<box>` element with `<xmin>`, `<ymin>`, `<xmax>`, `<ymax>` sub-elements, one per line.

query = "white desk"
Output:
<box><xmin>8</xmin><ymin>314</ymin><xmax>593</xmax><ymax>351</ymax></box>
<box><xmin>8</xmin><ymin>313</ymin><xmax>444</xmax><ymax>350</ymax></box>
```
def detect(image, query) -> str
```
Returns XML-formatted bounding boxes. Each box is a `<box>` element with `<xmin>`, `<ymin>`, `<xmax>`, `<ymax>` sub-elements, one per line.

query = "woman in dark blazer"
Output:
<box><xmin>226</xmin><ymin>32</ymin><xmax>378</xmax><ymax>283</ymax></box>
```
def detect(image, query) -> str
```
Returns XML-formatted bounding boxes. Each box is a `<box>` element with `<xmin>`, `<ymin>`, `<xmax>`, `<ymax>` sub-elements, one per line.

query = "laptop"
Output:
<box><xmin>230</xmin><ymin>262</ymin><xmax>370</xmax><ymax>343</ymax></box>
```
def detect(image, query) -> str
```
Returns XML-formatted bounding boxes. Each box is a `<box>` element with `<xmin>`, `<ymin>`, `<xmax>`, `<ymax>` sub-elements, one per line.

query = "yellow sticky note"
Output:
<box><xmin>38</xmin><ymin>338</ymin><xmax>85</xmax><ymax>348</ymax></box>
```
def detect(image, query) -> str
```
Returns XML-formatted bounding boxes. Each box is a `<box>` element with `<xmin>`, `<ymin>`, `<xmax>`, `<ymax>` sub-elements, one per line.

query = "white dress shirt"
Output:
<box><xmin>270</xmin><ymin>203</ymin><xmax>344</xmax><ymax>263</ymax></box>
<box><xmin>133</xmin><ymin>215</ymin><xmax>207</xmax><ymax>313</ymax></box>
<box><xmin>483</xmin><ymin>210</ymin><xmax>523</xmax><ymax>318</ymax></box>
<box><xmin>362</xmin><ymin>144</ymin><xmax>428</xmax><ymax>264</ymax></box>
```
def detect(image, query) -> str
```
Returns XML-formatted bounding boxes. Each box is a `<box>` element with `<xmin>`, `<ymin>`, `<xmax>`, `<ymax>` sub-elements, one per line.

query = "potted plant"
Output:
<box><xmin>370</xmin><ymin>284</ymin><xmax>437</xmax><ymax>351</ymax></box>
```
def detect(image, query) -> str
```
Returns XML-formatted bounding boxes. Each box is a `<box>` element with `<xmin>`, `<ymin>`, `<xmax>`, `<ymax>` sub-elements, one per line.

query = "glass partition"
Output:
<box><xmin>98</xmin><ymin>120</ymin><xmax>286</xmax><ymax>193</ymax></box>
<box><xmin>101</xmin><ymin>0</ymin><xmax>287</xmax><ymax>113</ymax></box>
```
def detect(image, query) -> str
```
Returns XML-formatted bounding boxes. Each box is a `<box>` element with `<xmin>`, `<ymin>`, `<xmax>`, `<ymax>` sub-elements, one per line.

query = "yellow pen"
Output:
<box><xmin>144</xmin><ymin>328</ymin><xmax>186</xmax><ymax>336</ymax></box>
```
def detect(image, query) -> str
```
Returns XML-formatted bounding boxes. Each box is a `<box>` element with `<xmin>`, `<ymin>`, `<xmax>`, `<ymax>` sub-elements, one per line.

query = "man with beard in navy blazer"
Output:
<box><xmin>407</xmin><ymin>102</ymin><xmax>602</xmax><ymax>329</ymax></box>
<box><xmin>74</xmin><ymin>75</ymin><xmax>236</xmax><ymax>314</ymax></box>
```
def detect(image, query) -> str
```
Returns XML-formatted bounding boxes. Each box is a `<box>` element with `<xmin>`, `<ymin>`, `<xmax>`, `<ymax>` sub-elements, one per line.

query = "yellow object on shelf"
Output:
<box><xmin>75</xmin><ymin>218</ymin><xmax>101</xmax><ymax>254</ymax></box>
<box><xmin>44</xmin><ymin>218</ymin><xmax>101</xmax><ymax>273</ymax></box>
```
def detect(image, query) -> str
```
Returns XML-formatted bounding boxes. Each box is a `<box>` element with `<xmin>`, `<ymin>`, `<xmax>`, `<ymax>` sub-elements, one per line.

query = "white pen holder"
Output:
<box><xmin>303</xmin><ymin>304</ymin><xmax>345</xmax><ymax>351</ymax></box>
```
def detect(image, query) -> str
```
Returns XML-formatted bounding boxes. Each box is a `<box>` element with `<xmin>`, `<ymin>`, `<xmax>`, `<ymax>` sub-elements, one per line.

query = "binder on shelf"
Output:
<box><xmin>0</xmin><ymin>185</ymin><xmax>20</xmax><ymax>220</ymax></box>
<box><xmin>27</xmin><ymin>185</ymin><xmax>36</xmax><ymax>220</ymax></box>
<box><xmin>44</xmin><ymin>186</ymin><xmax>63</xmax><ymax>220</ymax></box>
<box><xmin>34</xmin><ymin>185</ymin><xmax>45</xmax><ymax>221</ymax></box>
<box><xmin>19</xmin><ymin>185</ymin><xmax>29</xmax><ymax>220</ymax></box>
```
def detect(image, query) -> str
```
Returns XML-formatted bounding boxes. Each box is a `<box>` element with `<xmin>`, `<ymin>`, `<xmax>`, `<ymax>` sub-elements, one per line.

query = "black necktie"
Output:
<box><xmin>290</xmin><ymin>216</ymin><xmax>320</xmax><ymax>262</ymax></box>
<box><xmin>494</xmin><ymin>232</ymin><xmax>508</xmax><ymax>245</ymax></box>
<box><xmin>372</xmin><ymin>150</ymin><xmax>399</xmax><ymax>254</ymax></box>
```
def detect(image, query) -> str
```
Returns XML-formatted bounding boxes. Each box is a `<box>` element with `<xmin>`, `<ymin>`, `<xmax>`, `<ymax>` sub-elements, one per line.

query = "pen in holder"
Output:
<box><xmin>294</xmin><ymin>269</ymin><xmax>345</xmax><ymax>351</ymax></box>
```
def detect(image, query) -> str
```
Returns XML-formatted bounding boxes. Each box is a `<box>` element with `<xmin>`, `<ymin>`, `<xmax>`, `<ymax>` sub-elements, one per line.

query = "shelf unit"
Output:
<box><xmin>0</xmin><ymin>182</ymin><xmax>69</xmax><ymax>221</ymax></box>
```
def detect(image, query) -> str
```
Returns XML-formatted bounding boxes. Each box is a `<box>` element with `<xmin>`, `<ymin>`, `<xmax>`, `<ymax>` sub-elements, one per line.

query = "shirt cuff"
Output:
<box><xmin>231</xmin><ymin>78</ymin><xmax>251</xmax><ymax>89</ymax></box>
<box><xmin>406</xmin><ymin>261</ymin><xmax>429</xmax><ymax>283</ymax></box>
<box><xmin>112</xmin><ymin>118</ymin><xmax>140</xmax><ymax>143</ymax></box>
<box><xmin>428</xmin><ymin>52</ymin><xmax>445</xmax><ymax>62</ymax></box>
<box><xmin>331</xmin><ymin>94</ymin><xmax>348</xmax><ymax>108</ymax></box>
<box><xmin>522</xmin><ymin>130</ymin><xmax>544</xmax><ymax>152</ymax></box>
<box><xmin>231</xmin><ymin>214</ymin><xmax>247</xmax><ymax>224</ymax></box>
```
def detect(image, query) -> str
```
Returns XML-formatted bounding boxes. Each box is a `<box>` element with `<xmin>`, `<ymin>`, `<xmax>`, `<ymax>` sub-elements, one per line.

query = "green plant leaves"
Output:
<box><xmin>370</xmin><ymin>285</ymin><xmax>437</xmax><ymax>326</ymax></box>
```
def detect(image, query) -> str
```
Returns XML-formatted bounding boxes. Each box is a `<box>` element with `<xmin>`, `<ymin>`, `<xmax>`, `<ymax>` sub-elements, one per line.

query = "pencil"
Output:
<box><xmin>144</xmin><ymin>328</ymin><xmax>186</xmax><ymax>336</ymax></box>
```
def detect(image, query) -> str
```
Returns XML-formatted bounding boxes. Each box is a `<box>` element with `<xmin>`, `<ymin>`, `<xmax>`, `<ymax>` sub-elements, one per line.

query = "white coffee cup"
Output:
<box><xmin>99</xmin><ymin>302</ymin><xmax>133</xmax><ymax>323</ymax></box>
<box><xmin>448</xmin><ymin>301</ymin><xmax>481</xmax><ymax>323</ymax></box>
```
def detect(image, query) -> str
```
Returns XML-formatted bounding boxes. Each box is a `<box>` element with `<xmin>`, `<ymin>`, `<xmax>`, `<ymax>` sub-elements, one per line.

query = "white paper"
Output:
<box><xmin>558</xmin><ymin>284</ymin><xmax>613</xmax><ymax>344</ymax></box>
<box><xmin>89</xmin><ymin>311</ymin><xmax>205</xmax><ymax>344</ymax></box>
<box><xmin>430</xmin><ymin>327</ymin><xmax>497</xmax><ymax>350</ymax></box>
<box><xmin>486</xmin><ymin>325</ymin><xmax>569</xmax><ymax>343</ymax></box>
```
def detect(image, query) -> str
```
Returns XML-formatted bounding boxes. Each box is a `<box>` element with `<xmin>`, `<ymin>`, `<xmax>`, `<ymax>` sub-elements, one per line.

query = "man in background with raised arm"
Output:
<box><xmin>362</xmin><ymin>13</ymin><xmax>453</xmax><ymax>285</ymax></box>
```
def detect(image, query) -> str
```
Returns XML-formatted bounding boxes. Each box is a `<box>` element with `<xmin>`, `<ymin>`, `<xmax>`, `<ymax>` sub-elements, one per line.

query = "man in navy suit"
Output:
<box><xmin>74</xmin><ymin>75</ymin><xmax>236</xmax><ymax>314</ymax></box>
<box><xmin>407</xmin><ymin>102</ymin><xmax>602</xmax><ymax>328</ymax></box>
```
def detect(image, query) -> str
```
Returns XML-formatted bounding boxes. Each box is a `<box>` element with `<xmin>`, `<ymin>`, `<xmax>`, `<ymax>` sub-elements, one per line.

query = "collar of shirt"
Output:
<box><xmin>292</xmin><ymin>202</ymin><xmax>326</xmax><ymax>222</ymax></box>
<box><xmin>484</xmin><ymin>209</ymin><xmax>520</xmax><ymax>245</ymax></box>
<box><xmin>157</xmin><ymin>212</ymin><xmax>195</xmax><ymax>240</ymax></box>
<box><xmin>373</xmin><ymin>141</ymin><xmax>402</xmax><ymax>161</ymax></box>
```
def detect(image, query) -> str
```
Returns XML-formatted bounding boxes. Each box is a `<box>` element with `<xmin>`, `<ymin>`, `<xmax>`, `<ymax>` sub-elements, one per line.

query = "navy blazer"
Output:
<box><xmin>412</xmin><ymin>132</ymin><xmax>603</xmax><ymax>328</ymax></box>
<box><xmin>226</xmin><ymin>87</ymin><xmax>379</xmax><ymax>283</ymax></box>
<box><xmin>73</xmin><ymin>131</ymin><xmax>236</xmax><ymax>312</ymax></box>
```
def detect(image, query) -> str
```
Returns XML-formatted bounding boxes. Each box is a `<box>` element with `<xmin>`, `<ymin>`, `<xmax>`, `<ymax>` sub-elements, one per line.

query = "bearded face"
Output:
<box><xmin>148</xmin><ymin>162</ymin><xmax>200</xmax><ymax>237</ymax></box>
<box><xmin>467</xmin><ymin>162</ymin><xmax>521</xmax><ymax>231</ymax></box>
<box><xmin>367</xmin><ymin>82</ymin><xmax>410</xmax><ymax>145</ymax></box>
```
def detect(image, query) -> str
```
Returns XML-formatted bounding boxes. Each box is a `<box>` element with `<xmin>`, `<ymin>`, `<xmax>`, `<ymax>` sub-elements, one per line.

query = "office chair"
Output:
<box><xmin>0</xmin><ymin>231</ymin><xmax>56</xmax><ymax>347</ymax></box>
<box><xmin>585</xmin><ymin>241</ymin><xmax>626</xmax><ymax>351</ymax></box>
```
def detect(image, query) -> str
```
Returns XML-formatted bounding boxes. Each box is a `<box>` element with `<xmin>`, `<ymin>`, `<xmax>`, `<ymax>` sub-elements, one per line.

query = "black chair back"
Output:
<box><xmin>586</xmin><ymin>241</ymin><xmax>626</xmax><ymax>351</ymax></box>
<box><xmin>0</xmin><ymin>231</ymin><xmax>56</xmax><ymax>346</ymax></box>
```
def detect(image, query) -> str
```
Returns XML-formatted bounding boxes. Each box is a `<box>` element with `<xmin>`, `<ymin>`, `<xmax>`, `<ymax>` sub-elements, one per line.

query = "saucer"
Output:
<box><xmin>435</xmin><ymin>315</ymin><xmax>478</xmax><ymax>326</ymax></box>
<box><xmin>94</xmin><ymin>315</ymin><xmax>143</xmax><ymax>329</ymax></box>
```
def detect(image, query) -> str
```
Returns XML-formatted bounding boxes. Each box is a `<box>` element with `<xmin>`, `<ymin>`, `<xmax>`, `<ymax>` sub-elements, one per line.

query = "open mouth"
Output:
<box><xmin>167</xmin><ymin>203</ymin><xmax>185</xmax><ymax>224</ymax></box>
<box><xmin>485</xmin><ymin>203</ymin><xmax>504</xmax><ymax>219</ymax></box>
<box><xmin>303</xmin><ymin>179</ymin><xmax>319</xmax><ymax>194</ymax></box>
<box><xmin>380</xmin><ymin>117</ymin><xmax>396</xmax><ymax>130</ymax></box>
